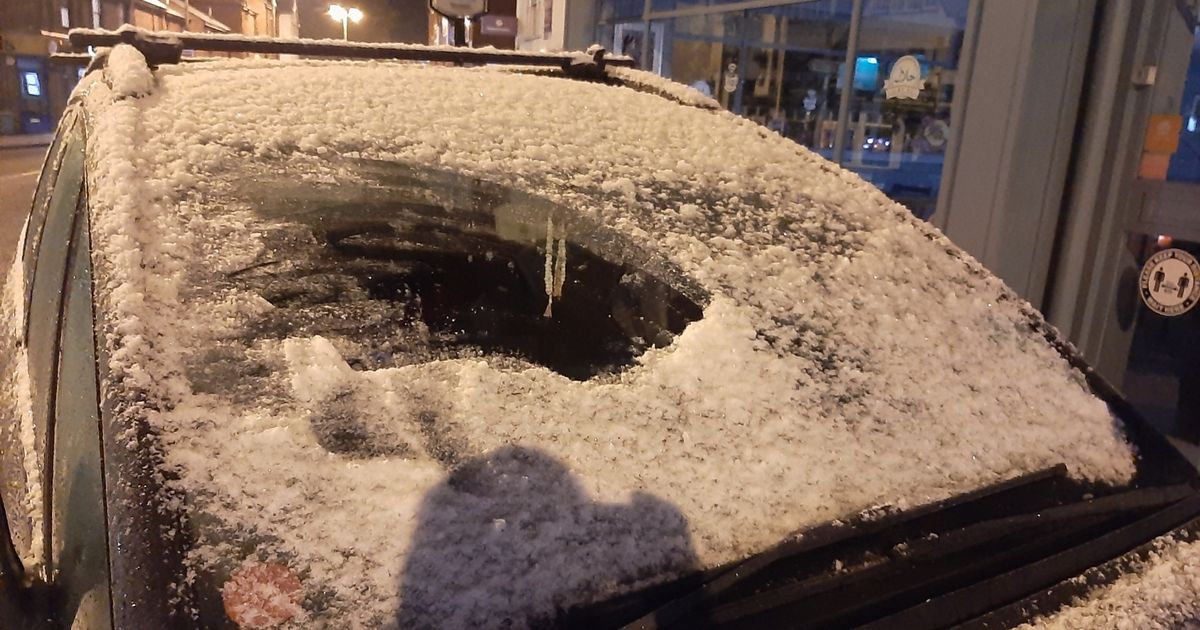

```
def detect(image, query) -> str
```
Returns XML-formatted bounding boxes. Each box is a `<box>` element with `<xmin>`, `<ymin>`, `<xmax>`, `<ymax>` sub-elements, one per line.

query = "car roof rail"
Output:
<box><xmin>52</xmin><ymin>51</ymin><xmax>215</xmax><ymax>64</ymax></box>
<box><xmin>67</xmin><ymin>26</ymin><xmax>635</xmax><ymax>75</ymax></box>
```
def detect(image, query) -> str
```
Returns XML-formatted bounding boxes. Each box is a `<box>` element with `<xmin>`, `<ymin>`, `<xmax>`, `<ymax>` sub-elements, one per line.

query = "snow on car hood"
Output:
<box><xmin>1014</xmin><ymin>529</ymin><xmax>1200</xmax><ymax>629</ymax></box>
<box><xmin>82</xmin><ymin>48</ymin><xmax>1137</xmax><ymax>628</ymax></box>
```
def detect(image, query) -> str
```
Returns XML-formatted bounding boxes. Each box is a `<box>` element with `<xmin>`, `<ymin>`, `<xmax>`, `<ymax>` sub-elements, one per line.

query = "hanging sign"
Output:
<box><xmin>429</xmin><ymin>0</ymin><xmax>487</xmax><ymax>19</ymax></box>
<box><xmin>479</xmin><ymin>15</ymin><xmax>516</xmax><ymax>37</ymax></box>
<box><xmin>1139</xmin><ymin>248</ymin><xmax>1200</xmax><ymax>316</ymax></box>
<box><xmin>884</xmin><ymin>55</ymin><xmax>924</xmax><ymax>100</ymax></box>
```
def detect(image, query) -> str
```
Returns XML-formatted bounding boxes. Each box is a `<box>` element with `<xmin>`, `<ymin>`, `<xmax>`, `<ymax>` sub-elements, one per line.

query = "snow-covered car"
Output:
<box><xmin>1</xmin><ymin>27</ymin><xmax>1199</xmax><ymax>630</ymax></box>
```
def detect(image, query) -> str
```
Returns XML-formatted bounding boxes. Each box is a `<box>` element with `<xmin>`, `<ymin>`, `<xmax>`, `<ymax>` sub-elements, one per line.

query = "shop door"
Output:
<box><xmin>1120</xmin><ymin>23</ymin><xmax>1200</xmax><ymax>452</ymax></box>
<box><xmin>14</xmin><ymin>57</ymin><xmax>53</xmax><ymax>135</ymax></box>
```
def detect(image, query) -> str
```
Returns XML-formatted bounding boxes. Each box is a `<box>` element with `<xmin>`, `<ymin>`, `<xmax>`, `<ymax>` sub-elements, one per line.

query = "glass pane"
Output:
<box><xmin>741</xmin><ymin>3</ymin><xmax>855</xmax><ymax>157</ymax></box>
<box><xmin>663</xmin><ymin>1</ymin><xmax>856</xmax><ymax>158</ymax></box>
<box><xmin>1122</xmin><ymin>234</ymin><xmax>1200</xmax><ymax>449</ymax></box>
<box><xmin>613</xmin><ymin>21</ymin><xmax>666</xmax><ymax>72</ymax></box>
<box><xmin>1166</xmin><ymin>28</ymin><xmax>1200</xmax><ymax>183</ymax></box>
<box><xmin>649</xmin><ymin>1</ymin><xmax>968</xmax><ymax>219</ymax></box>
<box><xmin>665</xmin><ymin>12</ymin><xmax>743</xmax><ymax>107</ymax></box>
<box><xmin>598</xmin><ymin>0</ymin><xmax>643</xmax><ymax>23</ymax></box>
<box><xmin>1123</xmin><ymin>29</ymin><xmax>1200</xmax><ymax>453</ymax></box>
<box><xmin>840</xmin><ymin>0</ymin><xmax>972</xmax><ymax>220</ymax></box>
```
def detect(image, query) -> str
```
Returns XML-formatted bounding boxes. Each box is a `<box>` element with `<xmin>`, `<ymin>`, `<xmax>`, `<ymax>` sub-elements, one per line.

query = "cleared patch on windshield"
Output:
<box><xmin>217</xmin><ymin>158</ymin><xmax>707</xmax><ymax>381</ymax></box>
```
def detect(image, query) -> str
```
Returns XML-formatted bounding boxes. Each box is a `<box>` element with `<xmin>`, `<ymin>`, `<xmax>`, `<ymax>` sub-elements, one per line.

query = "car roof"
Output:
<box><xmin>73</xmin><ymin>43</ymin><xmax>1147</xmax><ymax>626</ymax></box>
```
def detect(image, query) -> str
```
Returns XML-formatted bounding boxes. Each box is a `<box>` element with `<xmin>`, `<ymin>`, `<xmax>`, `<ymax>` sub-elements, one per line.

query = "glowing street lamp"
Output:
<box><xmin>328</xmin><ymin>4</ymin><xmax>363</xmax><ymax>40</ymax></box>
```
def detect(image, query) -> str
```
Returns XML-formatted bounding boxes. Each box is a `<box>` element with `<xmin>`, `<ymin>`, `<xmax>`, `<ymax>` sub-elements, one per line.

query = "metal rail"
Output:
<box><xmin>67</xmin><ymin>26</ymin><xmax>636</xmax><ymax>70</ymax></box>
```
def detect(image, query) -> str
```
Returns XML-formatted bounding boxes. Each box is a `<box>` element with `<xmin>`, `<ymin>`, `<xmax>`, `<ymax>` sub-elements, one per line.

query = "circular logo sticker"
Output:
<box><xmin>1139</xmin><ymin>248</ymin><xmax>1200</xmax><ymax>316</ymax></box>
<box><xmin>222</xmin><ymin>562</ymin><xmax>303</xmax><ymax>628</ymax></box>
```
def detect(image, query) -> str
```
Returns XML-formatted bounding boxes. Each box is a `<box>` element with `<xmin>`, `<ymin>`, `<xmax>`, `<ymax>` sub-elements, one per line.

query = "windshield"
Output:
<box><xmin>202</xmin><ymin>158</ymin><xmax>705</xmax><ymax>382</ymax></box>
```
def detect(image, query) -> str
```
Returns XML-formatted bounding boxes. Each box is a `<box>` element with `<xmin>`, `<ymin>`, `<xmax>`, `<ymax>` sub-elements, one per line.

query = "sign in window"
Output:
<box><xmin>21</xmin><ymin>71</ymin><xmax>42</xmax><ymax>97</ymax></box>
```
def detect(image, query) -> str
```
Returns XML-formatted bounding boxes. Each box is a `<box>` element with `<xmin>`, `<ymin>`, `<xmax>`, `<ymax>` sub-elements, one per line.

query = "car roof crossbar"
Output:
<box><xmin>67</xmin><ymin>26</ymin><xmax>636</xmax><ymax>73</ymax></box>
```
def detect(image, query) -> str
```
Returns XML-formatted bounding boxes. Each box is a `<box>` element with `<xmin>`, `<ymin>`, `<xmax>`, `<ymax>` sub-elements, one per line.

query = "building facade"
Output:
<box><xmin>0</xmin><ymin>0</ymin><xmax>121</xmax><ymax>134</ymax></box>
<box><xmin>0</xmin><ymin>0</ymin><xmax>274</xmax><ymax>136</ymax></box>
<box><xmin>428</xmin><ymin>0</ymin><xmax>518</xmax><ymax>49</ymax></box>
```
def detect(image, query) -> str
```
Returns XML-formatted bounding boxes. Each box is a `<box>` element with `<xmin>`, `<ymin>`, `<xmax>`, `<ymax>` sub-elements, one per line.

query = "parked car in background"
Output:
<box><xmin>1</xmin><ymin>26</ymin><xmax>1198</xmax><ymax>630</ymax></box>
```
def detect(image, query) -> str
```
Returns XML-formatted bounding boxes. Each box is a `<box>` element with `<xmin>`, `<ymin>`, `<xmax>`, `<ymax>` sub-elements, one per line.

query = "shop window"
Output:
<box><xmin>520</xmin><ymin>0</ymin><xmax>545</xmax><ymax>40</ymax></box>
<box><xmin>598</xmin><ymin>0</ymin><xmax>642</xmax><ymax>23</ymax></box>
<box><xmin>613</xmin><ymin>21</ymin><xmax>664</xmax><ymax>73</ymax></box>
<box><xmin>616</xmin><ymin>0</ymin><xmax>971</xmax><ymax>220</ymax></box>
<box><xmin>21</xmin><ymin>72</ymin><xmax>42</xmax><ymax>97</ymax></box>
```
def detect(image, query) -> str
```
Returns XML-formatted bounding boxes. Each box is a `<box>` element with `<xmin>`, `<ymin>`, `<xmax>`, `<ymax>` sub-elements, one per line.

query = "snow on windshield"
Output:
<box><xmin>83</xmin><ymin>51</ymin><xmax>1138</xmax><ymax>627</ymax></box>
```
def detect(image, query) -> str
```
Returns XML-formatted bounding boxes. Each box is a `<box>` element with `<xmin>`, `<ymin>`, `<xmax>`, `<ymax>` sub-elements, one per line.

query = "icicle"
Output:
<box><xmin>554</xmin><ymin>233</ymin><xmax>567</xmax><ymax>298</ymax></box>
<box><xmin>544</xmin><ymin>215</ymin><xmax>555</xmax><ymax>317</ymax></box>
<box><xmin>542</xmin><ymin>216</ymin><xmax>569</xmax><ymax>317</ymax></box>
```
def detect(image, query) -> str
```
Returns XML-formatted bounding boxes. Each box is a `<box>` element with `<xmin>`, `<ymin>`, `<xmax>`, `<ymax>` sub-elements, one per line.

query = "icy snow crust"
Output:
<box><xmin>1015</xmin><ymin>531</ymin><xmax>1200</xmax><ymax>630</ymax></box>
<box><xmin>83</xmin><ymin>51</ymin><xmax>1138</xmax><ymax>627</ymax></box>
<box><xmin>106</xmin><ymin>43</ymin><xmax>156</xmax><ymax>98</ymax></box>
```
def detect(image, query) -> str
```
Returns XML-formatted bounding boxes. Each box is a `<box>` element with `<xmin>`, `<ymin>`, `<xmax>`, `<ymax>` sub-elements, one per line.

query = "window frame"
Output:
<box><xmin>22</xmin><ymin>112</ymin><xmax>87</xmax><ymax>570</ymax></box>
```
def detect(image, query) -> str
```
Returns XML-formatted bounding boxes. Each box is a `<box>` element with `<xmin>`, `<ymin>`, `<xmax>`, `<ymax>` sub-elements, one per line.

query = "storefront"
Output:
<box><xmin>597</xmin><ymin>0</ymin><xmax>971</xmax><ymax>219</ymax></box>
<box><xmin>1100</xmin><ymin>14</ymin><xmax>1200</xmax><ymax>455</ymax></box>
<box><xmin>591</xmin><ymin>0</ymin><xmax>1200</xmax><ymax>447</ymax></box>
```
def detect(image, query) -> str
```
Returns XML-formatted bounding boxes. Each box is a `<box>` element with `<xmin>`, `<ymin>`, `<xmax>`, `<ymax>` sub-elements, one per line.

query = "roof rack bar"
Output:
<box><xmin>67</xmin><ymin>26</ymin><xmax>636</xmax><ymax>70</ymax></box>
<box><xmin>53</xmin><ymin>52</ymin><xmax>216</xmax><ymax>65</ymax></box>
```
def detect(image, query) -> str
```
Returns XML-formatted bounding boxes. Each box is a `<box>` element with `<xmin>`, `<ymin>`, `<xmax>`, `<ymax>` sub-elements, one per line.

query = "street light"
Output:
<box><xmin>328</xmin><ymin>4</ymin><xmax>363</xmax><ymax>40</ymax></box>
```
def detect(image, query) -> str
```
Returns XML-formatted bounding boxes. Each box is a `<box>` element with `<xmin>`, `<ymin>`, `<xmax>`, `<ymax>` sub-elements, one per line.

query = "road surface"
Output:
<box><xmin>0</xmin><ymin>146</ymin><xmax>47</xmax><ymax>281</ymax></box>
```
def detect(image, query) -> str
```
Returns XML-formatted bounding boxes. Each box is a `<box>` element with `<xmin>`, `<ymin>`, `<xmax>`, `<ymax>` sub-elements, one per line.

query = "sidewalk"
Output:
<box><xmin>0</xmin><ymin>134</ymin><xmax>53</xmax><ymax>150</ymax></box>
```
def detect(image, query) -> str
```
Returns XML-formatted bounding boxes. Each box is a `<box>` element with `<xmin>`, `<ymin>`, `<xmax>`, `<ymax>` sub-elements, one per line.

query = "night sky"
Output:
<box><xmin>298</xmin><ymin>0</ymin><xmax>429</xmax><ymax>43</ymax></box>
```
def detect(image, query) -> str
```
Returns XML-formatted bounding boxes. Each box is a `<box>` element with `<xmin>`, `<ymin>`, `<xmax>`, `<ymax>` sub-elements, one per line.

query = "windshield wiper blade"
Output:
<box><xmin>861</xmin><ymin>492</ymin><xmax>1200</xmax><ymax>630</ymax></box>
<box><xmin>611</xmin><ymin>465</ymin><xmax>1071</xmax><ymax>630</ymax></box>
<box><xmin>693</xmin><ymin>484</ymin><xmax>1196</xmax><ymax>629</ymax></box>
<box><xmin>901</xmin><ymin>483</ymin><xmax>1197</xmax><ymax>559</ymax></box>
